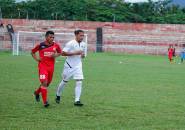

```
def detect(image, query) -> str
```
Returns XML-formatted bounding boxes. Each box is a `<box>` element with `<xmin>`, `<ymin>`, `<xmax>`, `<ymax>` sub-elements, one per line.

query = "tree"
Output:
<box><xmin>1</xmin><ymin>0</ymin><xmax>185</xmax><ymax>24</ymax></box>
<box><xmin>0</xmin><ymin>0</ymin><xmax>16</xmax><ymax>18</ymax></box>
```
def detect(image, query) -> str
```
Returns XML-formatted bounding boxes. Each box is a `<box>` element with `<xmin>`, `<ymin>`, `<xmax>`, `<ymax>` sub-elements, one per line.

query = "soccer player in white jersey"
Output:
<box><xmin>55</xmin><ymin>29</ymin><xmax>87</xmax><ymax>106</ymax></box>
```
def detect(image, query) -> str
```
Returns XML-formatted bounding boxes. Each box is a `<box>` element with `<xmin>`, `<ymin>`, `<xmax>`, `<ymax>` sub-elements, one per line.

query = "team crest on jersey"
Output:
<box><xmin>41</xmin><ymin>45</ymin><xmax>46</xmax><ymax>49</ymax></box>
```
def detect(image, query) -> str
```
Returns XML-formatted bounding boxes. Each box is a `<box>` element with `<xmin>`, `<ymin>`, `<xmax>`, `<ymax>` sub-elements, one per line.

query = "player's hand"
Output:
<box><xmin>81</xmin><ymin>53</ymin><xmax>85</xmax><ymax>58</ymax></box>
<box><xmin>50</xmin><ymin>53</ymin><xmax>57</xmax><ymax>58</ymax></box>
<box><xmin>36</xmin><ymin>58</ymin><xmax>42</xmax><ymax>62</ymax></box>
<box><xmin>49</xmin><ymin>52</ymin><xmax>61</xmax><ymax>58</ymax></box>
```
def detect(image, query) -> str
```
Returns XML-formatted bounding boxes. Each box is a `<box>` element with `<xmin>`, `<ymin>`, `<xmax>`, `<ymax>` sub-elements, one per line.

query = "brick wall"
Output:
<box><xmin>0</xmin><ymin>27</ymin><xmax>12</xmax><ymax>51</ymax></box>
<box><xmin>1</xmin><ymin>19</ymin><xmax>185</xmax><ymax>55</ymax></box>
<box><xmin>103</xmin><ymin>23</ymin><xmax>185</xmax><ymax>55</ymax></box>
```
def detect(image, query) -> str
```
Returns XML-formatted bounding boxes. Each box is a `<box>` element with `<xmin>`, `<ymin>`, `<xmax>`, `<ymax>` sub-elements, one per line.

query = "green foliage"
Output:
<box><xmin>1</xmin><ymin>0</ymin><xmax>185</xmax><ymax>24</ymax></box>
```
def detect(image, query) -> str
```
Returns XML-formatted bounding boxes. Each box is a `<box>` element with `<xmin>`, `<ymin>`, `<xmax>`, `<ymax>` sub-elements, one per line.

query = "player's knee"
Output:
<box><xmin>41</xmin><ymin>81</ymin><xmax>48</xmax><ymax>87</ymax></box>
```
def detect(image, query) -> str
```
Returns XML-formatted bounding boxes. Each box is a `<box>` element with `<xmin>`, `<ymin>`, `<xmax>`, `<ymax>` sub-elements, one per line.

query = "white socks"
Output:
<box><xmin>56</xmin><ymin>80</ymin><xmax>82</xmax><ymax>102</ymax></box>
<box><xmin>56</xmin><ymin>80</ymin><xmax>67</xmax><ymax>96</ymax></box>
<box><xmin>75</xmin><ymin>81</ymin><xmax>82</xmax><ymax>102</ymax></box>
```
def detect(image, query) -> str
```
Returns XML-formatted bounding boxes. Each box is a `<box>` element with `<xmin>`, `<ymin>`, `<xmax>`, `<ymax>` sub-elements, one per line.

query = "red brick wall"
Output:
<box><xmin>0</xmin><ymin>27</ymin><xmax>12</xmax><ymax>51</ymax></box>
<box><xmin>2</xmin><ymin>19</ymin><xmax>185</xmax><ymax>55</ymax></box>
<box><xmin>103</xmin><ymin>24</ymin><xmax>185</xmax><ymax>55</ymax></box>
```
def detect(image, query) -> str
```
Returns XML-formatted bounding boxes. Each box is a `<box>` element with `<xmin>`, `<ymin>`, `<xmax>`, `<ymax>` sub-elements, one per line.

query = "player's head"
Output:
<box><xmin>45</xmin><ymin>31</ymin><xmax>54</xmax><ymax>44</ymax></box>
<box><xmin>74</xmin><ymin>30</ymin><xmax>84</xmax><ymax>43</ymax></box>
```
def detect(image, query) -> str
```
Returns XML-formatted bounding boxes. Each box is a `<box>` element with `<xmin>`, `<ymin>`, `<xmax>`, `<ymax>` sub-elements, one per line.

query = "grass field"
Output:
<box><xmin>0</xmin><ymin>51</ymin><xmax>185</xmax><ymax>130</ymax></box>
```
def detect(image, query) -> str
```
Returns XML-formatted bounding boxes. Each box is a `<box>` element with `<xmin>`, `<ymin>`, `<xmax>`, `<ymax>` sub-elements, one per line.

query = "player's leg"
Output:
<box><xmin>39</xmin><ymin>69</ymin><xmax>50</xmax><ymax>107</ymax></box>
<box><xmin>34</xmin><ymin>69</ymin><xmax>43</xmax><ymax>102</ymax></box>
<box><xmin>74</xmin><ymin>79</ymin><xmax>83</xmax><ymax>106</ymax></box>
<box><xmin>181</xmin><ymin>57</ymin><xmax>183</xmax><ymax>63</ymax></box>
<box><xmin>179</xmin><ymin>53</ymin><xmax>183</xmax><ymax>63</ymax></box>
<box><xmin>55</xmin><ymin>67</ymin><xmax>72</xmax><ymax>103</ymax></box>
<box><xmin>182</xmin><ymin>53</ymin><xmax>185</xmax><ymax>63</ymax></box>
<box><xmin>40</xmin><ymin>81</ymin><xmax>49</xmax><ymax>107</ymax></box>
<box><xmin>34</xmin><ymin>85</ymin><xmax>41</xmax><ymax>102</ymax></box>
<box><xmin>55</xmin><ymin>80</ymin><xmax>68</xmax><ymax>103</ymax></box>
<box><xmin>73</xmin><ymin>67</ymin><xmax>84</xmax><ymax>106</ymax></box>
<box><xmin>169</xmin><ymin>56</ymin><xmax>172</xmax><ymax>63</ymax></box>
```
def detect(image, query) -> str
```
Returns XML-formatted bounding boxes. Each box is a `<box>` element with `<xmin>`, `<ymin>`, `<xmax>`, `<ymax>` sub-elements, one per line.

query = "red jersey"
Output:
<box><xmin>31</xmin><ymin>41</ymin><xmax>62</xmax><ymax>68</ymax></box>
<box><xmin>168</xmin><ymin>48</ymin><xmax>173</xmax><ymax>57</ymax></box>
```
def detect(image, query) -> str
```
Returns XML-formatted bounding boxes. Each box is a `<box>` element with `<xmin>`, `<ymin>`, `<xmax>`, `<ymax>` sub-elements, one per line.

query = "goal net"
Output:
<box><xmin>13</xmin><ymin>31</ymin><xmax>88</xmax><ymax>55</ymax></box>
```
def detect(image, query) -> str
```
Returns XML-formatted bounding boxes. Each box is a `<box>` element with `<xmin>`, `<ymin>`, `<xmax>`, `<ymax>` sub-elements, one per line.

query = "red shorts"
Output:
<box><xmin>38</xmin><ymin>67</ymin><xmax>54</xmax><ymax>85</ymax></box>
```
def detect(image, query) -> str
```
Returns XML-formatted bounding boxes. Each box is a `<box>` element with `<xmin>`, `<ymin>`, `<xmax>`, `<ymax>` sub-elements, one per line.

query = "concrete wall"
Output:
<box><xmin>1</xmin><ymin>19</ymin><xmax>185</xmax><ymax>55</ymax></box>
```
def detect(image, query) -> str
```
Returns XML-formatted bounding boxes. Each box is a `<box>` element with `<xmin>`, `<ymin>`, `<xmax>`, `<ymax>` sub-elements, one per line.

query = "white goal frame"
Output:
<box><xmin>13</xmin><ymin>31</ymin><xmax>88</xmax><ymax>56</ymax></box>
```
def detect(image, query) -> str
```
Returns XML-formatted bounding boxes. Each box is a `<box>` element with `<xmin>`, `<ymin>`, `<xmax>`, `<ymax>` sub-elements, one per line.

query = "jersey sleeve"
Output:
<box><xmin>56</xmin><ymin>44</ymin><xmax>62</xmax><ymax>53</ymax></box>
<box><xmin>63</xmin><ymin>42</ymin><xmax>71</xmax><ymax>52</ymax></box>
<box><xmin>31</xmin><ymin>44</ymin><xmax>40</xmax><ymax>53</ymax></box>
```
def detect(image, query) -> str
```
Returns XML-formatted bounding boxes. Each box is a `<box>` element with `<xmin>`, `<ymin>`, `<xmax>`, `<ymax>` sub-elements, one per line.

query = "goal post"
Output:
<box><xmin>13</xmin><ymin>31</ymin><xmax>88</xmax><ymax>56</ymax></box>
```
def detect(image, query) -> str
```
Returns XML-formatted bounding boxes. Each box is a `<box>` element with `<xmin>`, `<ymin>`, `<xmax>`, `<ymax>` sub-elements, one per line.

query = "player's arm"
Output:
<box><xmin>31</xmin><ymin>53</ymin><xmax>41</xmax><ymax>62</ymax></box>
<box><xmin>50</xmin><ymin>44</ymin><xmax>63</xmax><ymax>58</ymax></box>
<box><xmin>62</xmin><ymin>50</ymin><xmax>83</xmax><ymax>56</ymax></box>
<box><xmin>81</xmin><ymin>42</ymin><xmax>87</xmax><ymax>59</ymax></box>
<box><xmin>31</xmin><ymin>44</ymin><xmax>41</xmax><ymax>62</ymax></box>
<box><xmin>50</xmin><ymin>52</ymin><xmax>62</xmax><ymax>58</ymax></box>
<box><xmin>52</xmin><ymin>53</ymin><xmax>61</xmax><ymax>58</ymax></box>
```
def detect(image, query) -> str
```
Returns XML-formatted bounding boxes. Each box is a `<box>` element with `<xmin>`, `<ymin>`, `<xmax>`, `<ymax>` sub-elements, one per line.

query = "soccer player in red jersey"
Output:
<box><xmin>168</xmin><ymin>45</ymin><xmax>174</xmax><ymax>63</ymax></box>
<box><xmin>31</xmin><ymin>31</ymin><xmax>62</xmax><ymax>107</ymax></box>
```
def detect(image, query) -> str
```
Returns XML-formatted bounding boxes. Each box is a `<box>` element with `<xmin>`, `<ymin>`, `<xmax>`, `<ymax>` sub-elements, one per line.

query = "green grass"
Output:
<box><xmin>0</xmin><ymin>51</ymin><xmax>185</xmax><ymax>130</ymax></box>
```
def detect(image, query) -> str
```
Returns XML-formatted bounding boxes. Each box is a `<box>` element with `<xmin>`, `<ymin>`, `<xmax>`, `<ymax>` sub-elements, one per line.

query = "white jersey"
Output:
<box><xmin>63</xmin><ymin>39</ymin><xmax>87</xmax><ymax>68</ymax></box>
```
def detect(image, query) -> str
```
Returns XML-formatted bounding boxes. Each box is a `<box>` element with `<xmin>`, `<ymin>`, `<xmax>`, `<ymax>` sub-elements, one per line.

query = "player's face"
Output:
<box><xmin>76</xmin><ymin>32</ymin><xmax>84</xmax><ymax>43</ymax></box>
<box><xmin>46</xmin><ymin>34</ymin><xmax>54</xmax><ymax>44</ymax></box>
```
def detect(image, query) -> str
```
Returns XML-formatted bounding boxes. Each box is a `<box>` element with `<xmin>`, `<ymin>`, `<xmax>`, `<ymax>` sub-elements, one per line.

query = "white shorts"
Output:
<box><xmin>62</xmin><ymin>66</ymin><xmax>84</xmax><ymax>81</ymax></box>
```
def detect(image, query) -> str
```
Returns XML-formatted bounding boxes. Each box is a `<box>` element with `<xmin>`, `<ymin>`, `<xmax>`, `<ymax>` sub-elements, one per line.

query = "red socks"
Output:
<box><xmin>40</xmin><ymin>86</ymin><xmax>47</xmax><ymax>104</ymax></box>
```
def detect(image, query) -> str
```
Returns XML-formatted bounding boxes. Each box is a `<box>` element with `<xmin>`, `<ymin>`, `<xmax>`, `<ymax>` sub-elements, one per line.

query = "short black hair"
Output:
<box><xmin>45</xmin><ymin>31</ymin><xmax>54</xmax><ymax>37</ymax></box>
<box><xmin>74</xmin><ymin>29</ymin><xmax>84</xmax><ymax>35</ymax></box>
